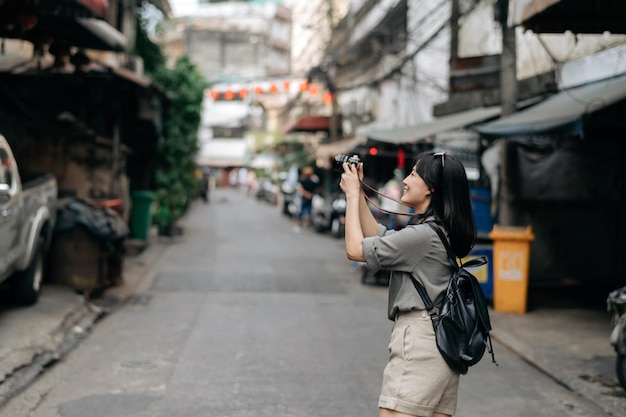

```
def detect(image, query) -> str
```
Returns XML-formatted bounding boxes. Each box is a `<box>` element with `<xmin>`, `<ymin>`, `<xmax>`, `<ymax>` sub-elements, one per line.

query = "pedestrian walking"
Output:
<box><xmin>339</xmin><ymin>151</ymin><xmax>476</xmax><ymax>417</ymax></box>
<box><xmin>295</xmin><ymin>166</ymin><xmax>319</xmax><ymax>229</ymax></box>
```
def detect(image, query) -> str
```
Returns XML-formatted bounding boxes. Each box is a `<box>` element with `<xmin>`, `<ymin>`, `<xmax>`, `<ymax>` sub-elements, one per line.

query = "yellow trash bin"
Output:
<box><xmin>488</xmin><ymin>225</ymin><xmax>535</xmax><ymax>314</ymax></box>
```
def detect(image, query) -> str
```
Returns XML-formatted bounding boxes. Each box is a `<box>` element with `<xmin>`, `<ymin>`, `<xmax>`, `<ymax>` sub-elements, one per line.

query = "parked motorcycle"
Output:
<box><xmin>279</xmin><ymin>164</ymin><xmax>300</xmax><ymax>217</ymax></box>
<box><xmin>607</xmin><ymin>286</ymin><xmax>626</xmax><ymax>391</ymax></box>
<box><xmin>311</xmin><ymin>192</ymin><xmax>346</xmax><ymax>238</ymax></box>
<box><xmin>255</xmin><ymin>178</ymin><xmax>279</xmax><ymax>205</ymax></box>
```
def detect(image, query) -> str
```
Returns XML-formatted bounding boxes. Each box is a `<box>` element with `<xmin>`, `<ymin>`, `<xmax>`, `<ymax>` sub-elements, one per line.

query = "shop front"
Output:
<box><xmin>475</xmin><ymin>73</ymin><xmax>626</xmax><ymax>289</ymax></box>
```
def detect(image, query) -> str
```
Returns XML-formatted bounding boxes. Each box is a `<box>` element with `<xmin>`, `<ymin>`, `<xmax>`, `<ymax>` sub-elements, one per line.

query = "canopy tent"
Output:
<box><xmin>474</xmin><ymin>73</ymin><xmax>626</xmax><ymax>138</ymax></box>
<box><xmin>367</xmin><ymin>106</ymin><xmax>501</xmax><ymax>145</ymax></box>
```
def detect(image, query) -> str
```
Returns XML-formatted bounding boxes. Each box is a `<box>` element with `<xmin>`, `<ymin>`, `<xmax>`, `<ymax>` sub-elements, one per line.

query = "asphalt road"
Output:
<box><xmin>0</xmin><ymin>187</ymin><xmax>613</xmax><ymax>417</ymax></box>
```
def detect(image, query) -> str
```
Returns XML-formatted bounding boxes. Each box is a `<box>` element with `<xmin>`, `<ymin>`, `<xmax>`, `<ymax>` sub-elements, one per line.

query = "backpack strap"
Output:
<box><xmin>407</xmin><ymin>222</ymin><xmax>455</xmax><ymax>327</ymax></box>
<box><xmin>408</xmin><ymin>275</ymin><xmax>441</xmax><ymax>329</ymax></box>
<box><xmin>408</xmin><ymin>276</ymin><xmax>433</xmax><ymax>309</ymax></box>
<box><xmin>427</xmin><ymin>222</ymin><xmax>487</xmax><ymax>269</ymax></box>
<box><xmin>427</xmin><ymin>222</ymin><xmax>458</xmax><ymax>267</ymax></box>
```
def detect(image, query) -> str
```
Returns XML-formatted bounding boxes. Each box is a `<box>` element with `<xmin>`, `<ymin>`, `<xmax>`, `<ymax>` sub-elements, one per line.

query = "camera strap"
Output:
<box><xmin>359</xmin><ymin>179</ymin><xmax>414</xmax><ymax>217</ymax></box>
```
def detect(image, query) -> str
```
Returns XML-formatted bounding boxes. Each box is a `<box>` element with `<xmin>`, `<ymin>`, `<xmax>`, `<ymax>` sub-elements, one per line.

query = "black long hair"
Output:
<box><xmin>411</xmin><ymin>151</ymin><xmax>476</xmax><ymax>258</ymax></box>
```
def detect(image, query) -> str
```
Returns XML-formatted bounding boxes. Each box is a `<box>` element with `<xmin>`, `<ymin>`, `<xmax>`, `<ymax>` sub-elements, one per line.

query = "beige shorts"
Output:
<box><xmin>379</xmin><ymin>310</ymin><xmax>459</xmax><ymax>416</ymax></box>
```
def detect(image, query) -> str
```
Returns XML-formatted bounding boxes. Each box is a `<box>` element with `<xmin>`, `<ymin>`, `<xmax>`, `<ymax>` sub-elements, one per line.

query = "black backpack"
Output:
<box><xmin>409</xmin><ymin>222</ymin><xmax>497</xmax><ymax>375</ymax></box>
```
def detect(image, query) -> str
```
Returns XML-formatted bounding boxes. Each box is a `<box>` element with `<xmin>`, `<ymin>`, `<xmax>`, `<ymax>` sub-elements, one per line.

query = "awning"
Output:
<box><xmin>196</xmin><ymin>139</ymin><xmax>247</xmax><ymax>168</ymax></box>
<box><xmin>74</xmin><ymin>17</ymin><xmax>127</xmax><ymax>51</ymax></box>
<box><xmin>474</xmin><ymin>74</ymin><xmax>626</xmax><ymax>138</ymax></box>
<box><xmin>510</xmin><ymin>0</ymin><xmax>626</xmax><ymax>34</ymax></box>
<box><xmin>11</xmin><ymin>16</ymin><xmax>127</xmax><ymax>52</ymax></box>
<box><xmin>286</xmin><ymin>115</ymin><xmax>342</xmax><ymax>134</ymax></box>
<box><xmin>0</xmin><ymin>0</ymin><xmax>102</xmax><ymax>19</ymax></box>
<box><xmin>76</xmin><ymin>0</ymin><xmax>108</xmax><ymax>18</ymax></box>
<box><xmin>316</xmin><ymin>136</ymin><xmax>364</xmax><ymax>168</ymax></box>
<box><xmin>367</xmin><ymin>106</ymin><xmax>501</xmax><ymax>145</ymax></box>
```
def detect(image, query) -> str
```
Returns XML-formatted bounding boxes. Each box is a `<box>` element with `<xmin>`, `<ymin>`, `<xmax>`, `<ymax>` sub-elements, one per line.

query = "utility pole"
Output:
<box><xmin>450</xmin><ymin>0</ymin><xmax>460</xmax><ymax>64</ymax></box>
<box><xmin>497</xmin><ymin>0</ymin><xmax>517</xmax><ymax>226</ymax></box>
<box><xmin>499</xmin><ymin>0</ymin><xmax>517</xmax><ymax>117</ymax></box>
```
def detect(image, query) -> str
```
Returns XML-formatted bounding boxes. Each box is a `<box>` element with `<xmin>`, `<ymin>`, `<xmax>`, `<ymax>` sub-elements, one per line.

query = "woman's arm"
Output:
<box><xmin>340</xmin><ymin>161</ymin><xmax>376</xmax><ymax>262</ymax></box>
<box><xmin>358</xmin><ymin>190</ymin><xmax>379</xmax><ymax>237</ymax></box>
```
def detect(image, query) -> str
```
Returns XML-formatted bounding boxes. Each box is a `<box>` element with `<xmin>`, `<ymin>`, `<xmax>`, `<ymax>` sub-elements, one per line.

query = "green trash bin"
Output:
<box><xmin>130</xmin><ymin>191</ymin><xmax>155</xmax><ymax>240</ymax></box>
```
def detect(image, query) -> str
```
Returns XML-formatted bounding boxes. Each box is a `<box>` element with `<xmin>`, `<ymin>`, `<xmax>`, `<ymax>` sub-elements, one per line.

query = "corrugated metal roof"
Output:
<box><xmin>367</xmin><ymin>106</ymin><xmax>502</xmax><ymax>145</ymax></box>
<box><xmin>474</xmin><ymin>74</ymin><xmax>626</xmax><ymax>137</ymax></box>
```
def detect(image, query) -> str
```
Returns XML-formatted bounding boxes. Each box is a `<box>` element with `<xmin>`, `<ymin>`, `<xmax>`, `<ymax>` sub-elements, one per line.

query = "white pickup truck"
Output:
<box><xmin>0</xmin><ymin>134</ymin><xmax>57</xmax><ymax>305</ymax></box>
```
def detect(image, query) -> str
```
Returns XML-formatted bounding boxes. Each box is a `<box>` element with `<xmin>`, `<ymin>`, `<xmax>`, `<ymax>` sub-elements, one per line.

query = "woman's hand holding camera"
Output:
<box><xmin>339</xmin><ymin>155</ymin><xmax>368</xmax><ymax>261</ymax></box>
<box><xmin>339</xmin><ymin>155</ymin><xmax>363</xmax><ymax>200</ymax></box>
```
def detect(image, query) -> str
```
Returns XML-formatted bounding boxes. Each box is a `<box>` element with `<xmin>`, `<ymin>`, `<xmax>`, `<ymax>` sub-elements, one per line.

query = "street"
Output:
<box><xmin>0</xmin><ymin>187</ymin><xmax>615</xmax><ymax>417</ymax></box>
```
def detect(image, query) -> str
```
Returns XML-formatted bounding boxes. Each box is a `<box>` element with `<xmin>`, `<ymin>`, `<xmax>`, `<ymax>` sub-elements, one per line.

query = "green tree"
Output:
<box><xmin>136</xmin><ymin>12</ymin><xmax>207</xmax><ymax>234</ymax></box>
<box><xmin>151</xmin><ymin>57</ymin><xmax>207</xmax><ymax>233</ymax></box>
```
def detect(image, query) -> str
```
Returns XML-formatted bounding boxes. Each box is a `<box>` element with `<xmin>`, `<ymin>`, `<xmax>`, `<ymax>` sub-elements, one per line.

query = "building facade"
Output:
<box><xmin>320</xmin><ymin>0</ymin><xmax>626</xmax><ymax>291</ymax></box>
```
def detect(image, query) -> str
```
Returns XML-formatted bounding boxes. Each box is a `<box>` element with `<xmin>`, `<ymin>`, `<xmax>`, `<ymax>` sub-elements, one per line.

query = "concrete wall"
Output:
<box><xmin>2</xmin><ymin>127</ymin><xmax>130</xmax><ymax>221</ymax></box>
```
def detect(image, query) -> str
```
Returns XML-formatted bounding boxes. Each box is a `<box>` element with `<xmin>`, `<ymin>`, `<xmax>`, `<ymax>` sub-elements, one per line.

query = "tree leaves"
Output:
<box><xmin>136</xmin><ymin>12</ymin><xmax>208</xmax><ymax>233</ymax></box>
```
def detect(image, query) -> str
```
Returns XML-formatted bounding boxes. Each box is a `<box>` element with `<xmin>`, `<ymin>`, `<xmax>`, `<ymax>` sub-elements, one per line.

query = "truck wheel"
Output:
<box><xmin>12</xmin><ymin>238</ymin><xmax>45</xmax><ymax>306</ymax></box>
<box><xmin>617</xmin><ymin>354</ymin><xmax>626</xmax><ymax>391</ymax></box>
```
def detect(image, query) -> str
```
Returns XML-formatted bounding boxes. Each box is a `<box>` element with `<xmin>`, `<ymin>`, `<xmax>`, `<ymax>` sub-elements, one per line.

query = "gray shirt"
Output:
<box><xmin>362</xmin><ymin>220</ymin><xmax>451</xmax><ymax>321</ymax></box>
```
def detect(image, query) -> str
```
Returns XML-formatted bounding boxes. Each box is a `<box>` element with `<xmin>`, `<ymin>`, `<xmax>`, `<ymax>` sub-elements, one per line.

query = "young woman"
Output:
<box><xmin>339</xmin><ymin>151</ymin><xmax>476</xmax><ymax>417</ymax></box>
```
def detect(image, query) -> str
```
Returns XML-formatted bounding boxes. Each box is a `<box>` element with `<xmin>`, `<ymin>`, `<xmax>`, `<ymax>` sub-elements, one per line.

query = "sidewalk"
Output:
<box><xmin>490</xmin><ymin>305</ymin><xmax>626</xmax><ymax>416</ymax></box>
<box><xmin>0</xmin><ymin>236</ymin><xmax>168</xmax><ymax>408</ymax></box>
<box><xmin>1</xmin><ymin>229</ymin><xmax>625</xmax><ymax>415</ymax></box>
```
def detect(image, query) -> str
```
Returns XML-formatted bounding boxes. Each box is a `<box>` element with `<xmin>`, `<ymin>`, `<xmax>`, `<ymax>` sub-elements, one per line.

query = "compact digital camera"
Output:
<box><xmin>334</xmin><ymin>154</ymin><xmax>361</xmax><ymax>167</ymax></box>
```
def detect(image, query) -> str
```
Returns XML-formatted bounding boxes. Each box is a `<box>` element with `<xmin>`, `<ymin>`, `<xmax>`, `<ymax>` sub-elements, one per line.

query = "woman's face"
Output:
<box><xmin>402</xmin><ymin>164</ymin><xmax>432</xmax><ymax>213</ymax></box>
